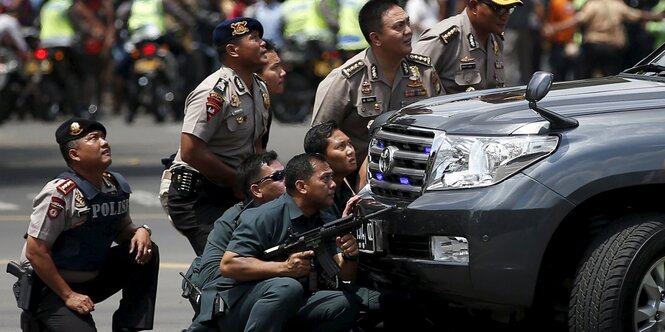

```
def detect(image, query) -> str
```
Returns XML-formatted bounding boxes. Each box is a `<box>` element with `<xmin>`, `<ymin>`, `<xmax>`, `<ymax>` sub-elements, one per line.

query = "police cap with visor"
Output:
<box><xmin>213</xmin><ymin>17</ymin><xmax>264</xmax><ymax>48</ymax></box>
<box><xmin>55</xmin><ymin>117</ymin><xmax>107</xmax><ymax>145</ymax></box>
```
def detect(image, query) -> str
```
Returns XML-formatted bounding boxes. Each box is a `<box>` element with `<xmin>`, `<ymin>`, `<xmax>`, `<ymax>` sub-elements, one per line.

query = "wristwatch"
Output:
<box><xmin>139</xmin><ymin>224</ymin><xmax>152</xmax><ymax>236</ymax></box>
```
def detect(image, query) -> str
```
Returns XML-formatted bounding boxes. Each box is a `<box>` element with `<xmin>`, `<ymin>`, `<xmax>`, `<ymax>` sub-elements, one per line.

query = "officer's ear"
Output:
<box><xmin>468</xmin><ymin>0</ymin><xmax>480</xmax><ymax>14</ymax></box>
<box><xmin>225</xmin><ymin>42</ymin><xmax>240</xmax><ymax>58</ymax></box>
<box><xmin>294</xmin><ymin>179</ymin><xmax>308</xmax><ymax>195</ymax></box>
<box><xmin>68</xmin><ymin>148</ymin><xmax>80</xmax><ymax>162</ymax></box>
<box><xmin>250</xmin><ymin>183</ymin><xmax>262</xmax><ymax>199</ymax></box>
<box><xmin>369</xmin><ymin>31</ymin><xmax>382</xmax><ymax>47</ymax></box>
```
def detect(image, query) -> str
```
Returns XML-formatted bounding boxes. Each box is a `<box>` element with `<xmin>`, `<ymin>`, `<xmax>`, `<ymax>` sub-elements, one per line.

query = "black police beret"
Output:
<box><xmin>213</xmin><ymin>17</ymin><xmax>264</xmax><ymax>47</ymax></box>
<box><xmin>55</xmin><ymin>117</ymin><xmax>106</xmax><ymax>145</ymax></box>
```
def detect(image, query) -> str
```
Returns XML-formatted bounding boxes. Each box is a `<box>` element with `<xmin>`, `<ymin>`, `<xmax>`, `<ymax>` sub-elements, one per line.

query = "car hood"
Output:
<box><xmin>388</xmin><ymin>75</ymin><xmax>665</xmax><ymax>135</ymax></box>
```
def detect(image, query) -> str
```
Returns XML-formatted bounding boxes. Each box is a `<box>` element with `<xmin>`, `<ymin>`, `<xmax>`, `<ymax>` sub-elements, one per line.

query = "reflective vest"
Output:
<box><xmin>281</xmin><ymin>0</ymin><xmax>334</xmax><ymax>44</ymax></box>
<box><xmin>39</xmin><ymin>0</ymin><xmax>75</xmax><ymax>42</ymax></box>
<box><xmin>127</xmin><ymin>0</ymin><xmax>165</xmax><ymax>35</ymax></box>
<box><xmin>336</xmin><ymin>0</ymin><xmax>368</xmax><ymax>51</ymax></box>
<box><xmin>646</xmin><ymin>0</ymin><xmax>665</xmax><ymax>49</ymax></box>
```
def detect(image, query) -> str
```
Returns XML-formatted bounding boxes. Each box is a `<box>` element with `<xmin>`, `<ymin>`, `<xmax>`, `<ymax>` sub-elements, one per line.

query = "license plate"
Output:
<box><xmin>25</xmin><ymin>59</ymin><xmax>52</xmax><ymax>75</ymax></box>
<box><xmin>134</xmin><ymin>58</ymin><xmax>161</xmax><ymax>74</ymax></box>
<box><xmin>356</xmin><ymin>219</ymin><xmax>376</xmax><ymax>253</ymax></box>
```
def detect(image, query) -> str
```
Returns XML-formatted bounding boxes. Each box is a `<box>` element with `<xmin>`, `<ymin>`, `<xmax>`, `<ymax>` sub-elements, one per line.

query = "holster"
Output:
<box><xmin>6</xmin><ymin>261</ymin><xmax>34</xmax><ymax>310</ymax></box>
<box><xmin>170</xmin><ymin>167</ymin><xmax>204</xmax><ymax>196</ymax></box>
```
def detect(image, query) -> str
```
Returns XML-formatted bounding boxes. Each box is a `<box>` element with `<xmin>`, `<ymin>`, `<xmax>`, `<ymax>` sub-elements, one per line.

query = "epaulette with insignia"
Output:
<box><xmin>439</xmin><ymin>26</ymin><xmax>460</xmax><ymax>45</ymax></box>
<box><xmin>57</xmin><ymin>178</ymin><xmax>77</xmax><ymax>195</ymax></box>
<box><xmin>407</xmin><ymin>53</ymin><xmax>431</xmax><ymax>66</ymax></box>
<box><xmin>341</xmin><ymin>61</ymin><xmax>366</xmax><ymax>79</ymax></box>
<box><xmin>253</xmin><ymin>73</ymin><xmax>266</xmax><ymax>83</ymax></box>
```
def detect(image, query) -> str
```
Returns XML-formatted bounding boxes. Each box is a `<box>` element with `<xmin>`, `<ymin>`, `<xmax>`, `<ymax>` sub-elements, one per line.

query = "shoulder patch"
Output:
<box><xmin>439</xmin><ymin>26</ymin><xmax>460</xmax><ymax>45</ymax></box>
<box><xmin>56</xmin><ymin>178</ymin><xmax>76</xmax><ymax>195</ymax></box>
<box><xmin>341</xmin><ymin>61</ymin><xmax>366</xmax><ymax>79</ymax></box>
<box><xmin>407</xmin><ymin>53</ymin><xmax>431</xmax><ymax>66</ymax></box>
<box><xmin>48</xmin><ymin>197</ymin><xmax>65</xmax><ymax>220</ymax></box>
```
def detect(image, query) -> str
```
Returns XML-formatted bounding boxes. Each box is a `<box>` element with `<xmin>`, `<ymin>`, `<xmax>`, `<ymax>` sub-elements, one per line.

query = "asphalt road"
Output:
<box><xmin>0</xmin><ymin>113</ymin><xmax>310</xmax><ymax>331</ymax></box>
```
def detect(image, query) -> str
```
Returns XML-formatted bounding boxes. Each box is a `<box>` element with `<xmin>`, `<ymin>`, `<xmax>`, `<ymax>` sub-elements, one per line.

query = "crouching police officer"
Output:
<box><xmin>16</xmin><ymin>118</ymin><xmax>159</xmax><ymax>332</ymax></box>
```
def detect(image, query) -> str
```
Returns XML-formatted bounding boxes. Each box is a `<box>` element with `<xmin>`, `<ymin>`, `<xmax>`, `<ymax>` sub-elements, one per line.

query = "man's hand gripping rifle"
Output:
<box><xmin>262</xmin><ymin>205</ymin><xmax>396</xmax><ymax>278</ymax></box>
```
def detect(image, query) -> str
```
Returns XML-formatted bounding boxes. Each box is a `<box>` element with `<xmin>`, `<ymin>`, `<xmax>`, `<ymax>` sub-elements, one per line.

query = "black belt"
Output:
<box><xmin>171</xmin><ymin>167</ymin><xmax>205</xmax><ymax>195</ymax></box>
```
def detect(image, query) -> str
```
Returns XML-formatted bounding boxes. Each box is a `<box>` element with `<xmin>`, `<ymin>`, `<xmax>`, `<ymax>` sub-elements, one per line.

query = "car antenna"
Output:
<box><xmin>525</xmin><ymin>71</ymin><xmax>579</xmax><ymax>130</ymax></box>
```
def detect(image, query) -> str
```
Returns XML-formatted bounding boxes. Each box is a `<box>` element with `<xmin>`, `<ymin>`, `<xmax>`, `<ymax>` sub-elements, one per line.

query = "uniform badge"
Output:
<box><xmin>433</xmin><ymin>72</ymin><xmax>443</xmax><ymax>95</ymax></box>
<box><xmin>48</xmin><ymin>197</ymin><xmax>65</xmax><ymax>220</ymax></box>
<box><xmin>69</xmin><ymin>122</ymin><xmax>82</xmax><ymax>136</ymax></box>
<box><xmin>374</xmin><ymin>102</ymin><xmax>382</xmax><ymax>111</ymax></box>
<box><xmin>370</xmin><ymin>65</ymin><xmax>378</xmax><ymax>80</ymax></box>
<box><xmin>214</xmin><ymin>78</ymin><xmax>228</xmax><ymax>94</ymax></box>
<box><xmin>262</xmin><ymin>91</ymin><xmax>270</xmax><ymax>109</ymax></box>
<box><xmin>493</xmin><ymin>39</ymin><xmax>500</xmax><ymax>56</ymax></box>
<box><xmin>401</xmin><ymin>61</ymin><xmax>410</xmax><ymax>76</ymax></box>
<box><xmin>230</xmin><ymin>21</ymin><xmax>249</xmax><ymax>36</ymax></box>
<box><xmin>460</xmin><ymin>56</ymin><xmax>476</xmax><ymax>70</ymax></box>
<box><xmin>206</xmin><ymin>89</ymin><xmax>224</xmax><ymax>121</ymax></box>
<box><xmin>57</xmin><ymin>179</ymin><xmax>76</xmax><ymax>195</ymax></box>
<box><xmin>404</xmin><ymin>88</ymin><xmax>427</xmax><ymax>98</ymax></box>
<box><xmin>466</xmin><ymin>86</ymin><xmax>476</xmax><ymax>92</ymax></box>
<box><xmin>361</xmin><ymin>81</ymin><xmax>372</xmax><ymax>95</ymax></box>
<box><xmin>74</xmin><ymin>189</ymin><xmax>86</xmax><ymax>208</ymax></box>
<box><xmin>341</xmin><ymin>60</ymin><xmax>365</xmax><ymax>78</ymax></box>
<box><xmin>439</xmin><ymin>26</ymin><xmax>460</xmax><ymax>45</ymax></box>
<box><xmin>230</xmin><ymin>94</ymin><xmax>241</xmax><ymax>107</ymax></box>
<box><xmin>236</xmin><ymin>115</ymin><xmax>246</xmax><ymax>124</ymax></box>
<box><xmin>234</xmin><ymin>77</ymin><xmax>245</xmax><ymax>92</ymax></box>
<box><xmin>468</xmin><ymin>34</ymin><xmax>477</xmax><ymax>49</ymax></box>
<box><xmin>362</xmin><ymin>96</ymin><xmax>377</xmax><ymax>103</ymax></box>
<box><xmin>495</xmin><ymin>61</ymin><xmax>504</xmax><ymax>69</ymax></box>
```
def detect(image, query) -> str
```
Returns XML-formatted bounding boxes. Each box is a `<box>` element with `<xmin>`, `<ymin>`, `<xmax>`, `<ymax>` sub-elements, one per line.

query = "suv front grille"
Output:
<box><xmin>388</xmin><ymin>234</ymin><xmax>431</xmax><ymax>258</ymax></box>
<box><xmin>368</xmin><ymin>125</ymin><xmax>435</xmax><ymax>199</ymax></box>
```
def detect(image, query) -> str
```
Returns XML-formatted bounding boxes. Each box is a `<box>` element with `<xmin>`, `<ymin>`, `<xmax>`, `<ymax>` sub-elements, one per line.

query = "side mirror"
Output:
<box><xmin>525</xmin><ymin>71</ymin><xmax>553</xmax><ymax>103</ymax></box>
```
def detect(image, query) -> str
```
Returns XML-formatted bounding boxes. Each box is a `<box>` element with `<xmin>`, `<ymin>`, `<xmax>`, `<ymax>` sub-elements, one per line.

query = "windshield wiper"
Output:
<box><xmin>622</xmin><ymin>63</ymin><xmax>665</xmax><ymax>75</ymax></box>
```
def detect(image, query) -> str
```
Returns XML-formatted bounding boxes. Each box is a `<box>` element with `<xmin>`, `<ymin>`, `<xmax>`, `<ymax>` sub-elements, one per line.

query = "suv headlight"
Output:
<box><xmin>425</xmin><ymin>133</ymin><xmax>559</xmax><ymax>190</ymax></box>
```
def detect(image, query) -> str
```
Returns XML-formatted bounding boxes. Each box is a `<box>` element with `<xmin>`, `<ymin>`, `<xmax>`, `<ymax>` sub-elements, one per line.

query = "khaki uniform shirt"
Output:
<box><xmin>173</xmin><ymin>66</ymin><xmax>270</xmax><ymax>171</ymax></box>
<box><xmin>413</xmin><ymin>9</ymin><xmax>506</xmax><ymax>94</ymax></box>
<box><xmin>312</xmin><ymin>48</ymin><xmax>443</xmax><ymax>162</ymax></box>
<box><xmin>576</xmin><ymin>0</ymin><xmax>642</xmax><ymax>49</ymax></box>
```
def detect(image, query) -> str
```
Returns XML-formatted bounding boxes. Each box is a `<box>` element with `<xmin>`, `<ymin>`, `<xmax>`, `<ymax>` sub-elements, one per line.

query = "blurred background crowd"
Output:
<box><xmin>1</xmin><ymin>0</ymin><xmax>664</xmax><ymax>125</ymax></box>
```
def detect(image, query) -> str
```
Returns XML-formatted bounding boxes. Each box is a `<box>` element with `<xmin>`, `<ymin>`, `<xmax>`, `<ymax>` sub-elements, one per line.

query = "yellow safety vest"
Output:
<box><xmin>281</xmin><ymin>0</ymin><xmax>333</xmax><ymax>44</ymax></box>
<box><xmin>127</xmin><ymin>0</ymin><xmax>165</xmax><ymax>35</ymax></box>
<box><xmin>336</xmin><ymin>0</ymin><xmax>368</xmax><ymax>51</ymax></box>
<box><xmin>39</xmin><ymin>0</ymin><xmax>75</xmax><ymax>41</ymax></box>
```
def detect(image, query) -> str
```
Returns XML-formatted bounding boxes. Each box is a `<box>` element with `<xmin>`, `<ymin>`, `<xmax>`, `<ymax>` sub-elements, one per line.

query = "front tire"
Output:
<box><xmin>569</xmin><ymin>214</ymin><xmax>665</xmax><ymax>332</ymax></box>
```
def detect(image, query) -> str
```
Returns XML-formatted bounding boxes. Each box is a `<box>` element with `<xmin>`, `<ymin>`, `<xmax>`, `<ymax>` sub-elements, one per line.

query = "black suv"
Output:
<box><xmin>357</xmin><ymin>44</ymin><xmax>665</xmax><ymax>331</ymax></box>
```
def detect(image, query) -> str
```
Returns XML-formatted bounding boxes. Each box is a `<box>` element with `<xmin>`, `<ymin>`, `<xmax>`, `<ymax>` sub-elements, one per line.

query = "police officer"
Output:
<box><xmin>184</xmin><ymin>151</ymin><xmax>286</xmax><ymax>331</ymax></box>
<box><xmin>312</xmin><ymin>0</ymin><xmax>443</xmax><ymax>165</ymax></box>
<box><xmin>20</xmin><ymin>118</ymin><xmax>158</xmax><ymax>332</ymax></box>
<box><xmin>413</xmin><ymin>0</ymin><xmax>523</xmax><ymax>94</ymax></box>
<box><xmin>167</xmin><ymin>17</ymin><xmax>270</xmax><ymax>255</ymax></box>
<box><xmin>216</xmin><ymin>153</ymin><xmax>360</xmax><ymax>332</ymax></box>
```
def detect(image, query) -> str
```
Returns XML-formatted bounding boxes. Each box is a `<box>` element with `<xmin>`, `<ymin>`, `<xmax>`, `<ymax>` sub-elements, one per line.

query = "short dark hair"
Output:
<box><xmin>59</xmin><ymin>140</ymin><xmax>78</xmax><ymax>165</ymax></box>
<box><xmin>285</xmin><ymin>153</ymin><xmax>327</xmax><ymax>194</ymax></box>
<box><xmin>264</xmin><ymin>39</ymin><xmax>278</xmax><ymax>53</ymax></box>
<box><xmin>304</xmin><ymin>121</ymin><xmax>338</xmax><ymax>154</ymax></box>
<box><xmin>237</xmin><ymin>151</ymin><xmax>279</xmax><ymax>197</ymax></box>
<box><xmin>359</xmin><ymin>0</ymin><xmax>400</xmax><ymax>43</ymax></box>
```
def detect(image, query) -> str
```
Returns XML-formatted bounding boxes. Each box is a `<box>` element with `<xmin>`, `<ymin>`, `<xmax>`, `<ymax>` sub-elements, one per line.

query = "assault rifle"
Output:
<box><xmin>262</xmin><ymin>205</ymin><xmax>396</xmax><ymax>278</ymax></box>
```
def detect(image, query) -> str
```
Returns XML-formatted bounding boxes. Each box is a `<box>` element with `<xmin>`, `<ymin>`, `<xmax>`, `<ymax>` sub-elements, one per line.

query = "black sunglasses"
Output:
<box><xmin>479</xmin><ymin>0</ymin><xmax>517</xmax><ymax>16</ymax></box>
<box><xmin>253</xmin><ymin>169</ymin><xmax>285</xmax><ymax>185</ymax></box>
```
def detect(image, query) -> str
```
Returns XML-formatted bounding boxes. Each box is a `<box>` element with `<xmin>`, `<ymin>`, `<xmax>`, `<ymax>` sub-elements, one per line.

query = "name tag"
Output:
<box><xmin>362</xmin><ymin>96</ymin><xmax>377</xmax><ymax>103</ymax></box>
<box><xmin>460</xmin><ymin>62</ymin><xmax>476</xmax><ymax>70</ymax></box>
